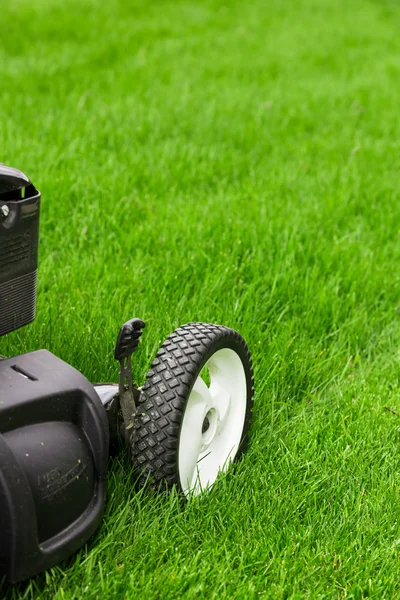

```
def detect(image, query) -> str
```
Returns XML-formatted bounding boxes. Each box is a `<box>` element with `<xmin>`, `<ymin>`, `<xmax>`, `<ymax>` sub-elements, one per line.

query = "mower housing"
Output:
<box><xmin>0</xmin><ymin>350</ymin><xmax>109</xmax><ymax>583</ymax></box>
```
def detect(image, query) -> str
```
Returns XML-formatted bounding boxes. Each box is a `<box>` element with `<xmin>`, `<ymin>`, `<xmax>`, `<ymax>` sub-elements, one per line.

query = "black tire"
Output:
<box><xmin>131</xmin><ymin>322</ymin><xmax>254</xmax><ymax>493</ymax></box>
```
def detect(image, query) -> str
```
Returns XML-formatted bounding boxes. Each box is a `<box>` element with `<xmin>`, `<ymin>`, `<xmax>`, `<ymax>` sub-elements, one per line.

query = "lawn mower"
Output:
<box><xmin>0</xmin><ymin>164</ymin><xmax>254</xmax><ymax>583</ymax></box>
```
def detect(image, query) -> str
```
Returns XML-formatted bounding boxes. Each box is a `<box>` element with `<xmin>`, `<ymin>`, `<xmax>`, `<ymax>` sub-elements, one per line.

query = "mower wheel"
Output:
<box><xmin>131</xmin><ymin>322</ymin><xmax>254</xmax><ymax>495</ymax></box>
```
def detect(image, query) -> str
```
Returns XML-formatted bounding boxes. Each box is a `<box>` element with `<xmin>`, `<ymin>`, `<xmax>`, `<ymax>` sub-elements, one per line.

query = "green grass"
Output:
<box><xmin>2</xmin><ymin>0</ymin><xmax>400</xmax><ymax>597</ymax></box>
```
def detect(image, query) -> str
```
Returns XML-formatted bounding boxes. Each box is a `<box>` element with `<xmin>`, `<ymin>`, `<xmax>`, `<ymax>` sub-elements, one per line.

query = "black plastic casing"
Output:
<box><xmin>0</xmin><ymin>350</ymin><xmax>109</xmax><ymax>583</ymax></box>
<box><xmin>0</xmin><ymin>187</ymin><xmax>40</xmax><ymax>336</ymax></box>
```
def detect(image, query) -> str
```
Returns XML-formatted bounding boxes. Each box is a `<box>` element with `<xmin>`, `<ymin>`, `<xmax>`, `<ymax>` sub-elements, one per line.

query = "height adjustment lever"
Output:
<box><xmin>114</xmin><ymin>318</ymin><xmax>145</xmax><ymax>433</ymax></box>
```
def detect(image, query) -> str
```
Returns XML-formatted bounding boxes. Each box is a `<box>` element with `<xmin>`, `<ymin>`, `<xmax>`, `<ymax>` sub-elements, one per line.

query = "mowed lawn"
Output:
<box><xmin>2</xmin><ymin>0</ymin><xmax>400</xmax><ymax>597</ymax></box>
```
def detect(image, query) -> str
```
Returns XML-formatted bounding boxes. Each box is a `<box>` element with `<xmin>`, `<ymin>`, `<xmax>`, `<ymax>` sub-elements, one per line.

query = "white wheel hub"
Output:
<box><xmin>178</xmin><ymin>348</ymin><xmax>247</xmax><ymax>495</ymax></box>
